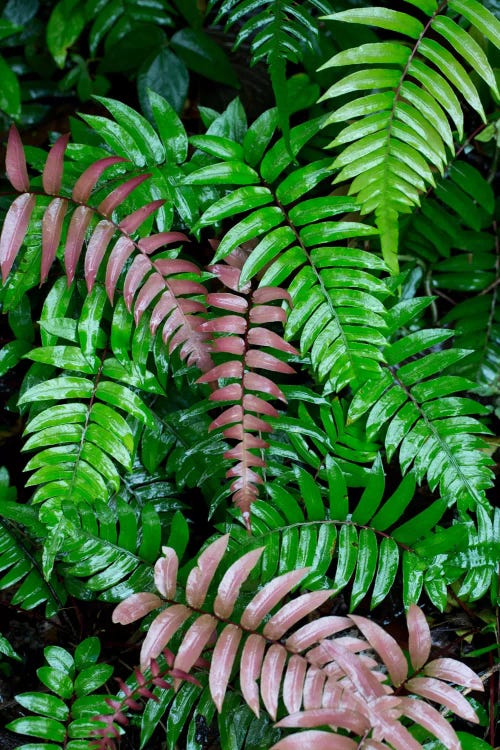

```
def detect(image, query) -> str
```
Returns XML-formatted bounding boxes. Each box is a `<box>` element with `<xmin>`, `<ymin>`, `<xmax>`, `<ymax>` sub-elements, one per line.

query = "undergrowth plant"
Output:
<box><xmin>0</xmin><ymin>0</ymin><xmax>499</xmax><ymax>748</ymax></box>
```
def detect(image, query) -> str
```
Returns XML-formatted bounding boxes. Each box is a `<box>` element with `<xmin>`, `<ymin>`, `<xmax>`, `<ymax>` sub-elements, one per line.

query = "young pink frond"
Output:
<box><xmin>253</xmin><ymin>286</ymin><xmax>292</xmax><ymax>305</ymax></box>
<box><xmin>240</xmin><ymin>633</ymin><xmax>266</xmax><ymax>717</ymax></box>
<box><xmin>276</xmin><ymin>707</ymin><xmax>370</xmax><ymax>735</ymax></box>
<box><xmin>242</xmin><ymin>394</ymin><xmax>279</xmax><ymax>418</ymax></box>
<box><xmin>119</xmin><ymin>199</ymin><xmax>165</xmax><ymax>234</ymax></box>
<box><xmin>154</xmin><ymin>547</ymin><xmax>178</xmax><ymax>599</ymax></box>
<box><xmin>138</xmin><ymin>232</ymin><xmax>189</xmax><ymax>254</ymax></box>
<box><xmin>285</xmin><ymin>617</ymin><xmax>352</xmax><ymax>653</ymax></box>
<box><xmin>104</xmin><ymin>236</ymin><xmax>135</xmax><ymax>302</ymax></box>
<box><xmin>261</xmin><ymin>643</ymin><xmax>287</xmax><ymax>720</ymax></box>
<box><xmin>423</xmin><ymin>658</ymin><xmax>484</xmax><ymax>690</ymax></box>
<box><xmin>283</xmin><ymin>655</ymin><xmax>308</xmax><ymax>714</ymax></box>
<box><xmin>303</xmin><ymin>665</ymin><xmax>326</xmax><ymax>709</ymax></box>
<box><xmin>405</xmin><ymin>677</ymin><xmax>479</xmax><ymax>722</ymax></box>
<box><xmin>210</xmin><ymin>383</ymin><xmax>244</xmax><ymax>402</ymax></box>
<box><xmin>245</xmin><ymin>349</ymin><xmax>296</xmax><ymax>374</ymax></box>
<box><xmin>41</xmin><ymin>198</ymin><xmax>67</xmax><ymax>283</ymax></box>
<box><xmin>349</xmin><ymin>614</ymin><xmax>408</xmax><ymax>687</ymax></box>
<box><xmin>6</xmin><ymin>125</ymin><xmax>29</xmax><ymax>192</ymax></box>
<box><xmin>240</xmin><ymin>568</ymin><xmax>310</xmax><ymax>631</ymax></box>
<box><xmin>209</xmin><ymin>623</ymin><xmax>242</xmax><ymax>712</ymax></box>
<box><xmin>214</xmin><ymin>546</ymin><xmax>265</xmax><ymax>619</ymax></box>
<box><xmin>227</xmin><ymin>462</ymin><xmax>263</xmax><ymax>483</ymax></box>
<box><xmin>271</xmin><ymin>730</ymin><xmax>358</xmax><ymax>750</ymax></box>
<box><xmin>134</xmin><ymin>273</ymin><xmax>164</xmax><ymax>324</ymax></box>
<box><xmin>98</xmin><ymin>174</ymin><xmax>151</xmax><ymax>217</ymax></box>
<box><xmin>0</xmin><ymin>193</ymin><xmax>37</xmax><ymax>282</ymax></box>
<box><xmin>243</xmin><ymin>413</ymin><xmax>273</xmax><ymax>432</ymax></box>
<box><xmin>85</xmin><ymin>220</ymin><xmax>117</xmax><ymax>292</ymax></box>
<box><xmin>168</xmin><ymin>278</ymin><xmax>206</xmax><ymax>296</ymax></box>
<box><xmin>65</xmin><ymin>205</ymin><xmax>94</xmax><ymax>284</ymax></box>
<box><xmin>124</xmin><ymin>254</ymin><xmax>152</xmax><ymax>309</ymax></box>
<box><xmin>210</xmin><ymin>336</ymin><xmax>246</xmax><ymax>355</ymax></box>
<box><xmin>200</xmin><ymin>315</ymin><xmax>247</xmax><ymax>335</ymax></box>
<box><xmin>207</xmin><ymin>292</ymin><xmax>248</xmax><ymax>312</ymax></box>
<box><xmin>373</xmin><ymin>717</ymin><xmax>422</xmax><ymax>750</ymax></box>
<box><xmin>173</xmin><ymin>613</ymin><xmax>218</xmax><ymax>687</ymax></box>
<box><xmin>72</xmin><ymin>156</ymin><xmax>127</xmax><ymax>203</ymax></box>
<box><xmin>224</xmin><ymin>446</ymin><xmax>265</xmax><ymax>466</ymax></box>
<box><xmin>245</xmin><ymin>371</ymin><xmax>286</xmax><ymax>402</ymax></box>
<box><xmin>139</xmin><ymin>604</ymin><xmax>192</xmax><ymax>669</ymax></box>
<box><xmin>208</xmin><ymin>263</ymin><xmax>251</xmax><ymax>293</ymax></box>
<box><xmin>263</xmin><ymin>591</ymin><xmax>333</xmax><ymax>641</ymax></box>
<box><xmin>112</xmin><ymin>592</ymin><xmax>162</xmax><ymax>625</ymax></box>
<box><xmin>154</xmin><ymin>258</ymin><xmax>200</xmax><ymax>275</ymax></box>
<box><xmin>149</xmin><ymin>291</ymin><xmax>175</xmax><ymax>333</ymax></box>
<box><xmin>249</xmin><ymin>305</ymin><xmax>287</xmax><ymax>324</ymax></box>
<box><xmin>197</xmin><ymin>361</ymin><xmax>244</xmax><ymax>383</ymax></box>
<box><xmin>185</xmin><ymin>534</ymin><xmax>230</xmax><ymax>609</ymax></box>
<box><xmin>320</xmin><ymin>640</ymin><xmax>385</xmax><ymax>701</ymax></box>
<box><xmin>42</xmin><ymin>133</ymin><xmax>70</xmax><ymax>195</ymax></box>
<box><xmin>247</xmin><ymin>327</ymin><xmax>298</xmax><ymax>355</ymax></box>
<box><xmin>407</xmin><ymin>605</ymin><xmax>431</xmax><ymax>671</ymax></box>
<box><xmin>209</xmin><ymin>405</ymin><xmax>243</xmax><ymax>432</ymax></box>
<box><xmin>399</xmin><ymin>696</ymin><xmax>460</xmax><ymax>750</ymax></box>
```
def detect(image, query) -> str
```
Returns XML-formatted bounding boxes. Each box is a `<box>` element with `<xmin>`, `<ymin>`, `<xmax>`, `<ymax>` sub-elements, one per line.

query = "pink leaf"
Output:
<box><xmin>243</xmin><ymin>414</ymin><xmax>273</xmax><ymax>432</ymax></box>
<box><xmin>0</xmin><ymin>193</ymin><xmax>36</xmax><ymax>282</ymax></box>
<box><xmin>423</xmin><ymin>658</ymin><xmax>484</xmax><ymax>690</ymax></box>
<box><xmin>405</xmin><ymin>677</ymin><xmax>479</xmax><ymax>722</ymax></box>
<box><xmin>6</xmin><ymin>125</ymin><xmax>29</xmax><ymax>192</ymax></box>
<box><xmin>43</xmin><ymin>133</ymin><xmax>70</xmax><ymax>195</ymax></box>
<box><xmin>139</xmin><ymin>604</ymin><xmax>192</xmax><ymax>669</ymax></box>
<box><xmin>283</xmin><ymin>655</ymin><xmax>308</xmax><ymax>714</ymax></box>
<box><xmin>150</xmin><ymin>291</ymin><xmax>175</xmax><ymax>333</ymax></box>
<box><xmin>65</xmin><ymin>205</ymin><xmax>93</xmax><ymax>285</ymax></box>
<box><xmin>154</xmin><ymin>258</ymin><xmax>200</xmax><ymax>275</ymax></box>
<box><xmin>349</xmin><ymin>614</ymin><xmax>408</xmax><ymax>687</ymax></box>
<box><xmin>407</xmin><ymin>604</ymin><xmax>431</xmax><ymax>671</ymax></box>
<box><xmin>276</xmin><ymin>708</ymin><xmax>369</xmax><ymax>735</ymax></box>
<box><xmin>242</xmin><ymin>394</ymin><xmax>279</xmax><ymax>418</ymax></box>
<box><xmin>112</xmin><ymin>592</ymin><xmax>162</xmax><ymax>625</ymax></box>
<box><xmin>271</xmin><ymin>730</ymin><xmax>358</xmax><ymax>750</ymax></box>
<box><xmin>224</xmin><ymin>446</ymin><xmax>265</xmax><ymax>466</ymax></box>
<box><xmin>119</xmin><ymin>199</ymin><xmax>165</xmax><ymax>234</ymax></box>
<box><xmin>248</xmin><ymin>327</ymin><xmax>298</xmax><ymax>355</ymax></box>
<box><xmin>210</xmin><ymin>383</ymin><xmax>243</xmax><ymax>402</ymax></box>
<box><xmin>249</xmin><ymin>305</ymin><xmax>287</xmax><ymax>324</ymax></box>
<box><xmin>245</xmin><ymin>349</ymin><xmax>296</xmax><ymax>374</ymax></box>
<box><xmin>173</xmin><ymin>614</ymin><xmax>217</xmax><ymax>687</ymax></box>
<box><xmin>253</xmin><ymin>286</ymin><xmax>292</xmax><ymax>305</ymax></box>
<box><xmin>84</xmin><ymin>219</ymin><xmax>116</xmax><ymax>292</ymax></box>
<box><xmin>208</xmin><ymin>263</ymin><xmax>251</xmax><ymax>293</ymax></box>
<box><xmin>209</xmin><ymin>624</ymin><xmax>243</xmax><ymax>712</ymax></box>
<box><xmin>154</xmin><ymin>547</ymin><xmax>178</xmax><ymax>599</ymax></box>
<box><xmin>240</xmin><ymin>633</ymin><xmax>266</xmax><ymax>717</ymax></box>
<box><xmin>399</xmin><ymin>697</ymin><xmax>461</xmax><ymax>750</ymax></box>
<box><xmin>98</xmin><ymin>174</ymin><xmax>151</xmax><ymax>217</ymax></box>
<box><xmin>72</xmin><ymin>156</ymin><xmax>127</xmax><ymax>203</ymax></box>
<box><xmin>165</xmin><ymin>278</ymin><xmax>206</xmax><ymax>296</ymax></box>
<box><xmin>41</xmin><ymin>198</ymin><xmax>67</xmax><ymax>284</ymax></box>
<box><xmin>240</xmin><ymin>568</ymin><xmax>310</xmax><ymax>631</ymax></box>
<box><xmin>244</xmin><ymin>371</ymin><xmax>286</xmax><ymax>402</ymax></box>
<box><xmin>210</xmin><ymin>336</ymin><xmax>246</xmax><ymax>355</ymax></box>
<box><xmin>263</xmin><ymin>591</ymin><xmax>333</xmax><ymax>641</ymax></box>
<box><xmin>200</xmin><ymin>315</ymin><xmax>247</xmax><ymax>334</ymax></box>
<box><xmin>303</xmin><ymin>665</ymin><xmax>326</xmax><ymax>709</ymax></box>
<box><xmin>261</xmin><ymin>643</ymin><xmax>287</xmax><ymax>720</ymax></box>
<box><xmin>138</xmin><ymin>232</ymin><xmax>189</xmax><ymax>254</ymax></box>
<box><xmin>207</xmin><ymin>292</ymin><xmax>248</xmax><ymax>312</ymax></box>
<box><xmin>124</xmin><ymin>254</ymin><xmax>152</xmax><ymax>309</ymax></box>
<box><xmin>214</xmin><ymin>547</ymin><xmax>265</xmax><ymax>619</ymax></box>
<box><xmin>209</xmin><ymin>405</ymin><xmax>243</xmax><ymax>432</ymax></box>
<box><xmin>285</xmin><ymin>616</ymin><xmax>351</xmax><ymax>653</ymax></box>
<box><xmin>320</xmin><ymin>640</ymin><xmax>385</xmax><ymax>701</ymax></box>
<box><xmin>104</xmin><ymin>236</ymin><xmax>135</xmax><ymax>303</ymax></box>
<box><xmin>134</xmin><ymin>272</ymin><xmax>164</xmax><ymax>324</ymax></box>
<box><xmin>197</xmin><ymin>361</ymin><xmax>244</xmax><ymax>384</ymax></box>
<box><xmin>186</xmin><ymin>534</ymin><xmax>230</xmax><ymax>609</ymax></box>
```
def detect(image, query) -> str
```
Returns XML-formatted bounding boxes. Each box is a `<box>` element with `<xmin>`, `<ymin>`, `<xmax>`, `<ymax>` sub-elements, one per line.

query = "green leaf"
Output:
<box><xmin>371</xmin><ymin>537</ymin><xmax>399</xmax><ymax>609</ymax></box>
<box><xmin>350</xmin><ymin>528</ymin><xmax>378</xmax><ymax>610</ymax></box>
<box><xmin>171</xmin><ymin>28</ymin><xmax>239</xmax><ymax>88</ymax></box>
<box><xmin>138</xmin><ymin>48</ymin><xmax>189</xmax><ymax>116</ymax></box>
<box><xmin>0</xmin><ymin>339</ymin><xmax>32</xmax><ymax>376</ymax></box>
<box><xmin>185</xmin><ymin>161</ymin><xmax>259</xmax><ymax>186</ymax></box>
<box><xmin>74</xmin><ymin>637</ymin><xmax>101</xmax><ymax>671</ymax></box>
<box><xmin>15</xmin><ymin>692</ymin><xmax>69</xmax><ymax>721</ymax></box>
<box><xmin>212</xmin><ymin>207</ymin><xmax>284</xmax><ymax>262</ymax></box>
<box><xmin>449</xmin><ymin>0</ymin><xmax>500</xmax><ymax>51</ymax></box>
<box><xmin>46</xmin><ymin>0</ymin><xmax>85</xmax><ymax>68</ymax></box>
<box><xmin>93</xmin><ymin>97</ymin><xmax>165</xmax><ymax>165</ymax></box>
<box><xmin>149</xmin><ymin>90</ymin><xmax>188</xmax><ymax>164</ymax></box>
<box><xmin>0</xmin><ymin>54</ymin><xmax>21</xmax><ymax>119</ymax></box>
<box><xmin>196</xmin><ymin>186</ymin><xmax>273</xmax><ymax>229</ymax></box>
<box><xmin>95</xmin><ymin>381</ymin><xmax>155</xmax><ymax>428</ymax></box>
<box><xmin>74</xmin><ymin>664</ymin><xmax>113</xmax><ymax>696</ymax></box>
<box><xmin>325</xmin><ymin>9</ymin><xmax>424</xmax><ymax>39</ymax></box>
<box><xmin>18</xmin><ymin>377</ymin><xmax>94</xmax><ymax>405</ymax></box>
<box><xmin>6</xmin><ymin>716</ymin><xmax>66</xmax><ymax>742</ymax></box>
<box><xmin>243</xmin><ymin>108</ymin><xmax>279</xmax><ymax>168</ymax></box>
<box><xmin>332</xmin><ymin>524</ymin><xmax>358</xmax><ymax>593</ymax></box>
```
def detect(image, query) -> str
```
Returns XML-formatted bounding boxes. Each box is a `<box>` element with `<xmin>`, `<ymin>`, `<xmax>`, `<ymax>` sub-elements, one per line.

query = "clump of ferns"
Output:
<box><xmin>111</xmin><ymin>536</ymin><xmax>485</xmax><ymax>750</ymax></box>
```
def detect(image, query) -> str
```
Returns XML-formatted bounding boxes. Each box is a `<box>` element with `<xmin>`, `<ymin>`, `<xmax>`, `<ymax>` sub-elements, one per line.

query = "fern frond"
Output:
<box><xmin>348</xmin><ymin>298</ymin><xmax>494</xmax><ymax>515</ymax></box>
<box><xmin>320</xmin><ymin>0</ymin><xmax>500</xmax><ymax>271</ymax></box>
<box><xmin>112</xmin><ymin>536</ymin><xmax>484</xmax><ymax>749</ymax></box>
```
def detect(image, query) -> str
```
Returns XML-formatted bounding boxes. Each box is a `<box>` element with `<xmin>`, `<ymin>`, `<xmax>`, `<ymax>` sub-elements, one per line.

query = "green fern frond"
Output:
<box><xmin>319</xmin><ymin>0</ymin><xmax>500</xmax><ymax>272</ymax></box>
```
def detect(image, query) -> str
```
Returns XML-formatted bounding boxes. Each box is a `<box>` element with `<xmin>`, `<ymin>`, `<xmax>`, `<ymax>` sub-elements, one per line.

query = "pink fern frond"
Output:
<box><xmin>6</xmin><ymin>125</ymin><xmax>30</xmax><ymax>192</ymax></box>
<box><xmin>0</xmin><ymin>193</ymin><xmax>37</xmax><ymax>282</ymax></box>
<box><xmin>43</xmin><ymin>133</ymin><xmax>70</xmax><ymax>195</ymax></box>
